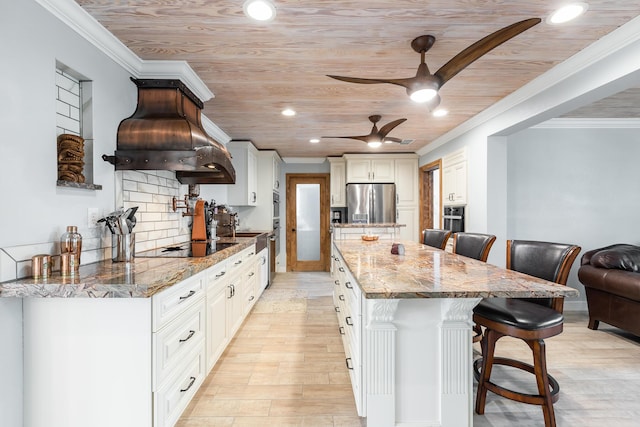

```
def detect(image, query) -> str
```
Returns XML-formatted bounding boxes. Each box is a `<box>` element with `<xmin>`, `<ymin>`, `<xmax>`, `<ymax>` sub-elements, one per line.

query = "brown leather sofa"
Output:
<box><xmin>578</xmin><ymin>244</ymin><xmax>640</xmax><ymax>337</ymax></box>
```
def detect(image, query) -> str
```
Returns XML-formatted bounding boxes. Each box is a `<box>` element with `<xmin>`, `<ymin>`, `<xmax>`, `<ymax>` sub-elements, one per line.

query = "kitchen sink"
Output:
<box><xmin>235</xmin><ymin>232</ymin><xmax>264</xmax><ymax>237</ymax></box>
<box><xmin>235</xmin><ymin>232</ymin><xmax>268</xmax><ymax>252</ymax></box>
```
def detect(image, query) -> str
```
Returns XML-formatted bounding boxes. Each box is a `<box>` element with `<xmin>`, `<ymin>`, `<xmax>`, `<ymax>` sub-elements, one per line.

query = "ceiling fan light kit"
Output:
<box><xmin>327</xmin><ymin>18</ymin><xmax>541</xmax><ymax>110</ymax></box>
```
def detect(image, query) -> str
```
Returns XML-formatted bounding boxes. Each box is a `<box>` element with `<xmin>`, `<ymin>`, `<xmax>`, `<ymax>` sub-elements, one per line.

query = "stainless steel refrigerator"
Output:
<box><xmin>346</xmin><ymin>183</ymin><xmax>396</xmax><ymax>224</ymax></box>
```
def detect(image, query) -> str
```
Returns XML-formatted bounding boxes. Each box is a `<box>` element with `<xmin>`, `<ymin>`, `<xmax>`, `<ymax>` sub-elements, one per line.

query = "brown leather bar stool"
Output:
<box><xmin>421</xmin><ymin>229</ymin><xmax>451</xmax><ymax>250</ymax></box>
<box><xmin>473</xmin><ymin>240</ymin><xmax>581</xmax><ymax>427</ymax></box>
<box><xmin>452</xmin><ymin>232</ymin><xmax>496</xmax><ymax>262</ymax></box>
<box><xmin>452</xmin><ymin>232</ymin><xmax>497</xmax><ymax>342</ymax></box>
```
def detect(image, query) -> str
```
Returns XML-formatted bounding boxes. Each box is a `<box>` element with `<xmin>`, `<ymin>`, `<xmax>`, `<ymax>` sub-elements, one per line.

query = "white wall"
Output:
<box><xmin>506</xmin><ymin>127</ymin><xmax>640</xmax><ymax>300</ymax></box>
<box><xmin>0</xmin><ymin>1</ymin><xmax>135</xmax><ymax>423</ymax></box>
<box><xmin>0</xmin><ymin>0</ymin><xmax>135</xmax><ymax>256</ymax></box>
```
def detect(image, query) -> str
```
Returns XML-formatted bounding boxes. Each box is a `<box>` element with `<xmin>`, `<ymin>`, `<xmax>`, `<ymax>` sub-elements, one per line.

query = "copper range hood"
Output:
<box><xmin>103</xmin><ymin>78</ymin><xmax>236</xmax><ymax>185</ymax></box>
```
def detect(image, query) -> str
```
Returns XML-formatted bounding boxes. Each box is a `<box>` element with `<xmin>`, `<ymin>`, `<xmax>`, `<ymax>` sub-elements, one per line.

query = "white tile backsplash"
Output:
<box><xmin>0</xmin><ymin>170</ymin><xmax>191</xmax><ymax>281</ymax></box>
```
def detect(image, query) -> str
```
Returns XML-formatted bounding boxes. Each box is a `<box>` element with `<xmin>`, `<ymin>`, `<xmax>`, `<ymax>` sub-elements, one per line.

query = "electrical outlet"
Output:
<box><xmin>88</xmin><ymin>208</ymin><xmax>100</xmax><ymax>228</ymax></box>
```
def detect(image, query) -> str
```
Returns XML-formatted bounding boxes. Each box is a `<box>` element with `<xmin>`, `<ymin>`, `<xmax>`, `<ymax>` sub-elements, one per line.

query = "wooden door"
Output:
<box><xmin>419</xmin><ymin>160</ymin><xmax>442</xmax><ymax>236</ymax></box>
<box><xmin>286</xmin><ymin>174</ymin><xmax>330</xmax><ymax>271</ymax></box>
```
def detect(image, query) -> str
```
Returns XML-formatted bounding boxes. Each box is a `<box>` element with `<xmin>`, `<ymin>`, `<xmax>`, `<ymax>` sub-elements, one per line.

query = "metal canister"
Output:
<box><xmin>32</xmin><ymin>254</ymin><xmax>52</xmax><ymax>279</ymax></box>
<box><xmin>60</xmin><ymin>252</ymin><xmax>79</xmax><ymax>277</ymax></box>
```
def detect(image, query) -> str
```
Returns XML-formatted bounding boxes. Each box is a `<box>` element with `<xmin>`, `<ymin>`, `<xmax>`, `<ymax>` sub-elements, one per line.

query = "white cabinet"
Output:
<box><xmin>442</xmin><ymin>148</ymin><xmax>467</xmax><ymax>206</ymax></box>
<box><xmin>344</xmin><ymin>155</ymin><xmax>395</xmax><ymax>183</ymax></box>
<box><xmin>236</xmin><ymin>150</ymin><xmax>281</xmax><ymax>230</ymax></box>
<box><xmin>331</xmin><ymin>247</ymin><xmax>363</xmax><ymax>414</ymax></box>
<box><xmin>227</xmin><ymin>140</ymin><xmax>258</xmax><ymax>206</ymax></box>
<box><xmin>205</xmin><ymin>261</ymin><xmax>230</xmax><ymax>372</ymax></box>
<box><xmin>23</xmin><ymin>247</ymin><xmax>266</xmax><ymax>427</ymax></box>
<box><xmin>394</xmin><ymin>158</ymin><xmax>418</xmax><ymax>206</ymax></box>
<box><xmin>272</xmin><ymin>153</ymin><xmax>281</xmax><ymax>192</ymax></box>
<box><xmin>329</xmin><ymin>157</ymin><xmax>346</xmax><ymax>207</ymax></box>
<box><xmin>257</xmin><ymin>247</ymin><xmax>269</xmax><ymax>291</ymax></box>
<box><xmin>397</xmin><ymin>206</ymin><xmax>418</xmax><ymax>242</ymax></box>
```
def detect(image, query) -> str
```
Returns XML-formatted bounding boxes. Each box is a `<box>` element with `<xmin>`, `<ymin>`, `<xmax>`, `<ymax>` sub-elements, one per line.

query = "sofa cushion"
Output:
<box><xmin>579</xmin><ymin>265</ymin><xmax>640</xmax><ymax>301</ymax></box>
<box><xmin>589</xmin><ymin>244</ymin><xmax>640</xmax><ymax>273</ymax></box>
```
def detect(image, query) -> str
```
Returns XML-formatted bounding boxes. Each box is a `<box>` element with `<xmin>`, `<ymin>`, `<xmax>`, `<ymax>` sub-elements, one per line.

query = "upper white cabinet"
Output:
<box><xmin>442</xmin><ymin>148</ymin><xmax>467</xmax><ymax>206</ymax></box>
<box><xmin>344</xmin><ymin>155</ymin><xmax>395</xmax><ymax>183</ymax></box>
<box><xmin>394</xmin><ymin>157</ymin><xmax>418</xmax><ymax>206</ymax></box>
<box><xmin>227</xmin><ymin>140</ymin><xmax>258</xmax><ymax>206</ymax></box>
<box><xmin>272</xmin><ymin>153</ymin><xmax>282</xmax><ymax>193</ymax></box>
<box><xmin>328</xmin><ymin>157</ymin><xmax>346</xmax><ymax>207</ymax></box>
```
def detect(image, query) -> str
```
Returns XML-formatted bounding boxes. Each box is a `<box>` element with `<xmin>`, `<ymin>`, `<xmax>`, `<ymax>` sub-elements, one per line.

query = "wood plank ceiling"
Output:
<box><xmin>76</xmin><ymin>1</ymin><xmax>639</xmax><ymax>157</ymax></box>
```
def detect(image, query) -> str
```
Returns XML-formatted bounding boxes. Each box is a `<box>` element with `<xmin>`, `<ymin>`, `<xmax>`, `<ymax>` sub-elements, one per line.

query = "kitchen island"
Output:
<box><xmin>331</xmin><ymin>239</ymin><xmax>579</xmax><ymax>427</ymax></box>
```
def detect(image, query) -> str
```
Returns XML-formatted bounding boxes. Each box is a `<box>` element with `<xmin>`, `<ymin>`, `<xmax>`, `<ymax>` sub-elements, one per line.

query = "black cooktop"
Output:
<box><xmin>135</xmin><ymin>241</ymin><xmax>239</xmax><ymax>258</ymax></box>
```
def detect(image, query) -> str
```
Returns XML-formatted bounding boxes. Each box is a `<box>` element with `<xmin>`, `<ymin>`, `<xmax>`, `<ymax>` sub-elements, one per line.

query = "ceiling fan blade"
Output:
<box><xmin>327</xmin><ymin>75</ymin><xmax>414</xmax><ymax>89</ymax></box>
<box><xmin>321</xmin><ymin>135</ymin><xmax>370</xmax><ymax>142</ymax></box>
<box><xmin>379</xmin><ymin>118</ymin><xmax>407</xmax><ymax>137</ymax></box>
<box><xmin>434</xmin><ymin>18</ymin><xmax>541</xmax><ymax>86</ymax></box>
<box><xmin>383</xmin><ymin>137</ymin><xmax>403</xmax><ymax>143</ymax></box>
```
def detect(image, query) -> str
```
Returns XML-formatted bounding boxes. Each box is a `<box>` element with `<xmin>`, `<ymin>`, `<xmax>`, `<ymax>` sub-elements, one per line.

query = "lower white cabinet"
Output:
<box><xmin>23</xmin><ymin>245</ymin><xmax>266</xmax><ymax>427</ymax></box>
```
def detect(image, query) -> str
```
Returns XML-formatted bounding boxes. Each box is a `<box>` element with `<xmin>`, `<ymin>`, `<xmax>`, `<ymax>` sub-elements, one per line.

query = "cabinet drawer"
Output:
<box><xmin>154</xmin><ymin>346</ymin><xmax>206</xmax><ymax>427</ymax></box>
<box><xmin>207</xmin><ymin>261</ymin><xmax>228</xmax><ymax>291</ymax></box>
<box><xmin>153</xmin><ymin>298</ymin><xmax>205</xmax><ymax>388</ymax></box>
<box><xmin>153</xmin><ymin>273</ymin><xmax>205</xmax><ymax>331</ymax></box>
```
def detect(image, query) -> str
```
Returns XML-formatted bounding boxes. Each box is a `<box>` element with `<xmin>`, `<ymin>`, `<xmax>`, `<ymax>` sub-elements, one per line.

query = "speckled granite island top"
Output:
<box><xmin>333</xmin><ymin>239</ymin><xmax>579</xmax><ymax>299</ymax></box>
<box><xmin>0</xmin><ymin>236</ymin><xmax>262</xmax><ymax>299</ymax></box>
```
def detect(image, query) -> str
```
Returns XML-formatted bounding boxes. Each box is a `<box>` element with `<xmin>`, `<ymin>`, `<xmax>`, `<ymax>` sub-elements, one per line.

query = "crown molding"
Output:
<box><xmin>35</xmin><ymin>0</ymin><xmax>213</xmax><ymax>102</ymax></box>
<box><xmin>417</xmin><ymin>14</ymin><xmax>640</xmax><ymax>156</ymax></box>
<box><xmin>532</xmin><ymin>118</ymin><xmax>640</xmax><ymax>129</ymax></box>
<box><xmin>282</xmin><ymin>157</ymin><xmax>327</xmax><ymax>164</ymax></box>
<box><xmin>201</xmin><ymin>115</ymin><xmax>232</xmax><ymax>145</ymax></box>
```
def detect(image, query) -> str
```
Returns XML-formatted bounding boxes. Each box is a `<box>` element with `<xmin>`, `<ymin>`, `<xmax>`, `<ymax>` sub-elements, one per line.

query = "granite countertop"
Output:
<box><xmin>333</xmin><ymin>239</ymin><xmax>580</xmax><ymax>300</ymax></box>
<box><xmin>332</xmin><ymin>223</ymin><xmax>406</xmax><ymax>228</ymax></box>
<box><xmin>0</xmin><ymin>235</ymin><xmax>264</xmax><ymax>299</ymax></box>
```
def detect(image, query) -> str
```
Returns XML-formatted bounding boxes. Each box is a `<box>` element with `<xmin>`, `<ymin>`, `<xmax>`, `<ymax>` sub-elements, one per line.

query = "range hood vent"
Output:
<box><xmin>103</xmin><ymin>78</ymin><xmax>235</xmax><ymax>185</ymax></box>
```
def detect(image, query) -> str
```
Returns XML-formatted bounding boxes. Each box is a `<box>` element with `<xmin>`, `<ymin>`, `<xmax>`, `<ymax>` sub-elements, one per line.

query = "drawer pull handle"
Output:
<box><xmin>345</xmin><ymin>282</ymin><xmax>353</xmax><ymax>289</ymax></box>
<box><xmin>227</xmin><ymin>285</ymin><xmax>233</xmax><ymax>299</ymax></box>
<box><xmin>338</xmin><ymin>295</ymin><xmax>345</xmax><ymax>301</ymax></box>
<box><xmin>346</xmin><ymin>316</ymin><xmax>353</xmax><ymax>326</ymax></box>
<box><xmin>179</xmin><ymin>290</ymin><xmax>196</xmax><ymax>301</ymax></box>
<box><xmin>215</xmin><ymin>271</ymin><xmax>226</xmax><ymax>278</ymax></box>
<box><xmin>248</xmin><ymin>295</ymin><xmax>255</xmax><ymax>301</ymax></box>
<box><xmin>338</xmin><ymin>267</ymin><xmax>345</xmax><ymax>272</ymax></box>
<box><xmin>339</xmin><ymin>326</ymin><xmax>345</xmax><ymax>335</ymax></box>
<box><xmin>345</xmin><ymin>358</ymin><xmax>353</xmax><ymax>370</ymax></box>
<box><xmin>179</xmin><ymin>330</ymin><xmax>195</xmax><ymax>343</ymax></box>
<box><xmin>180</xmin><ymin>376</ymin><xmax>196</xmax><ymax>393</ymax></box>
<box><xmin>334</xmin><ymin>280</ymin><xmax>340</xmax><ymax>286</ymax></box>
<box><xmin>235</xmin><ymin>260</ymin><xmax>243</xmax><ymax>265</ymax></box>
<box><xmin>248</xmin><ymin>272</ymin><xmax>255</xmax><ymax>277</ymax></box>
<box><xmin>335</xmin><ymin>306</ymin><xmax>340</xmax><ymax>312</ymax></box>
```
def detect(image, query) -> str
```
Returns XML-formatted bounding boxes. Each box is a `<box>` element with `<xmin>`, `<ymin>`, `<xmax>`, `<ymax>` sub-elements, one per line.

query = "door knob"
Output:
<box><xmin>292</xmin><ymin>228</ymin><xmax>296</xmax><ymax>232</ymax></box>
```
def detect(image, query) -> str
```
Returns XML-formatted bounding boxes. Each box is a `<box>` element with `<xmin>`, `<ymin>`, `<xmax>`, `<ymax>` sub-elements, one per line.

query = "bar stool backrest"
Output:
<box><xmin>453</xmin><ymin>233</ymin><xmax>496</xmax><ymax>262</ymax></box>
<box><xmin>422</xmin><ymin>229</ymin><xmax>452</xmax><ymax>250</ymax></box>
<box><xmin>507</xmin><ymin>240</ymin><xmax>581</xmax><ymax>312</ymax></box>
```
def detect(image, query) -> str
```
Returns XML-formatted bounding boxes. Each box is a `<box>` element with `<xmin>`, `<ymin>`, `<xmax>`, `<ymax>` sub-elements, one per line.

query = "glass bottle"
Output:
<box><xmin>60</xmin><ymin>225</ymin><xmax>83</xmax><ymax>266</ymax></box>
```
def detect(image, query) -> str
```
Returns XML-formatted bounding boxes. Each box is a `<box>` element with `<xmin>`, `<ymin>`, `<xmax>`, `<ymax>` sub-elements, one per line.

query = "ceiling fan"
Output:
<box><xmin>322</xmin><ymin>115</ymin><xmax>407</xmax><ymax>148</ymax></box>
<box><xmin>327</xmin><ymin>18</ymin><xmax>541</xmax><ymax>109</ymax></box>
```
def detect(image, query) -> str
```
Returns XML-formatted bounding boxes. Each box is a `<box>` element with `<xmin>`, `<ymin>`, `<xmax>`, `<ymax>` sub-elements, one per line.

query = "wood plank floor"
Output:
<box><xmin>178</xmin><ymin>272</ymin><xmax>640</xmax><ymax>426</ymax></box>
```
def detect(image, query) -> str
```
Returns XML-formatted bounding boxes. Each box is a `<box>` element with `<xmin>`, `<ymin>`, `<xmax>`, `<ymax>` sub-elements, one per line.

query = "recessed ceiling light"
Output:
<box><xmin>548</xmin><ymin>3</ymin><xmax>588</xmax><ymax>24</ymax></box>
<box><xmin>433</xmin><ymin>108</ymin><xmax>448</xmax><ymax>117</ymax></box>
<box><xmin>243</xmin><ymin>0</ymin><xmax>276</xmax><ymax>22</ymax></box>
<box><xmin>309</xmin><ymin>138</ymin><xmax>320</xmax><ymax>143</ymax></box>
<box><xmin>281</xmin><ymin>108</ymin><xmax>296</xmax><ymax>116</ymax></box>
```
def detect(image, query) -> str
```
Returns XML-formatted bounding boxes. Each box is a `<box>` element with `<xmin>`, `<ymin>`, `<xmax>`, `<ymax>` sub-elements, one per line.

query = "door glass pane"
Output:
<box><xmin>296</xmin><ymin>183</ymin><xmax>320</xmax><ymax>261</ymax></box>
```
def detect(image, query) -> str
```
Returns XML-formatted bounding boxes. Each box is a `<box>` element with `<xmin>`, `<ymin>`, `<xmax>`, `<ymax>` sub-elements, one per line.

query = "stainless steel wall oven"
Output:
<box><xmin>443</xmin><ymin>206</ymin><xmax>465</xmax><ymax>233</ymax></box>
